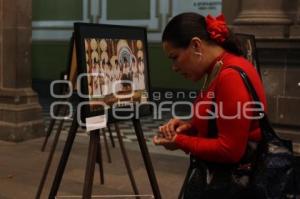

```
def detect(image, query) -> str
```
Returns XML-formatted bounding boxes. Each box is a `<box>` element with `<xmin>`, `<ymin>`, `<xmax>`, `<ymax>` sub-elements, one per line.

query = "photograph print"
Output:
<box><xmin>74</xmin><ymin>23</ymin><xmax>151</xmax><ymax>121</ymax></box>
<box><xmin>85</xmin><ymin>38</ymin><xmax>147</xmax><ymax>107</ymax></box>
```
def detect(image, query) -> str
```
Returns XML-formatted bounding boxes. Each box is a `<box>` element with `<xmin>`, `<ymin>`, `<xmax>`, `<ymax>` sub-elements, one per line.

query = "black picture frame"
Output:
<box><xmin>74</xmin><ymin>22</ymin><xmax>152</xmax><ymax>125</ymax></box>
<box><xmin>235</xmin><ymin>33</ymin><xmax>261</xmax><ymax>76</ymax></box>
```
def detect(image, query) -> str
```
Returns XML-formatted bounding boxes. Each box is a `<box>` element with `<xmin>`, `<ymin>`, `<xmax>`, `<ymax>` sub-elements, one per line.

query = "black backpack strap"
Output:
<box><xmin>225</xmin><ymin>66</ymin><xmax>285</xmax><ymax>141</ymax></box>
<box><xmin>226</xmin><ymin>66</ymin><xmax>262</xmax><ymax>111</ymax></box>
<box><xmin>207</xmin><ymin>99</ymin><xmax>218</xmax><ymax>138</ymax></box>
<box><xmin>208</xmin><ymin>66</ymin><xmax>262</xmax><ymax>138</ymax></box>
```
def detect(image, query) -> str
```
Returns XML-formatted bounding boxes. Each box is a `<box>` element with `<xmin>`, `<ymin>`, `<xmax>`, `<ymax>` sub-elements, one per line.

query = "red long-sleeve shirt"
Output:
<box><xmin>174</xmin><ymin>52</ymin><xmax>267</xmax><ymax>164</ymax></box>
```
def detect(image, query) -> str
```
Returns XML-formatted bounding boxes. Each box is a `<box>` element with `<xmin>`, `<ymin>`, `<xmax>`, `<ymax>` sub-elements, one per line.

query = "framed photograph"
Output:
<box><xmin>74</xmin><ymin>23</ymin><xmax>151</xmax><ymax>123</ymax></box>
<box><xmin>235</xmin><ymin>33</ymin><xmax>261</xmax><ymax>76</ymax></box>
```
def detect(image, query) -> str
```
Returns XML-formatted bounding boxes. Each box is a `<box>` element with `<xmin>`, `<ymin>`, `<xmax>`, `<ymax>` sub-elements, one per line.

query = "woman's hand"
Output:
<box><xmin>158</xmin><ymin>118</ymin><xmax>192</xmax><ymax>139</ymax></box>
<box><xmin>153</xmin><ymin>134</ymin><xmax>178</xmax><ymax>151</ymax></box>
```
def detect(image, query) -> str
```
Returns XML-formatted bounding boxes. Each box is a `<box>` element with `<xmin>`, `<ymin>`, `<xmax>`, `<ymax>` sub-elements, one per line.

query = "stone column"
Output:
<box><xmin>0</xmin><ymin>0</ymin><xmax>44</xmax><ymax>141</ymax></box>
<box><xmin>290</xmin><ymin>0</ymin><xmax>300</xmax><ymax>38</ymax></box>
<box><xmin>233</xmin><ymin>0</ymin><xmax>293</xmax><ymax>38</ymax></box>
<box><xmin>231</xmin><ymin>0</ymin><xmax>300</xmax><ymax>143</ymax></box>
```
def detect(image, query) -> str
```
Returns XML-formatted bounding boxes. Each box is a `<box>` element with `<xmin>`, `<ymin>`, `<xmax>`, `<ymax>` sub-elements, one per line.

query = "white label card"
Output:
<box><xmin>86</xmin><ymin>115</ymin><xmax>107</xmax><ymax>132</ymax></box>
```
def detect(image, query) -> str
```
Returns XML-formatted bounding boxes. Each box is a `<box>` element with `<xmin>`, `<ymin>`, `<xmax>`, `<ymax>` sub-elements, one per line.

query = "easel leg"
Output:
<box><xmin>48</xmin><ymin>116</ymin><xmax>79</xmax><ymax>199</ymax></box>
<box><xmin>107</xmin><ymin>124</ymin><xmax>115</xmax><ymax>148</ymax></box>
<box><xmin>41</xmin><ymin>104</ymin><xmax>61</xmax><ymax>152</ymax></box>
<box><xmin>36</xmin><ymin>117</ymin><xmax>66</xmax><ymax>199</ymax></box>
<box><xmin>114</xmin><ymin>123</ymin><xmax>140</xmax><ymax>198</ymax></box>
<box><xmin>82</xmin><ymin>130</ymin><xmax>100</xmax><ymax>199</ymax></box>
<box><xmin>96</xmin><ymin>130</ymin><xmax>105</xmax><ymax>184</ymax></box>
<box><xmin>102</xmin><ymin>128</ymin><xmax>112</xmax><ymax>163</ymax></box>
<box><xmin>132</xmin><ymin>119</ymin><xmax>162</xmax><ymax>199</ymax></box>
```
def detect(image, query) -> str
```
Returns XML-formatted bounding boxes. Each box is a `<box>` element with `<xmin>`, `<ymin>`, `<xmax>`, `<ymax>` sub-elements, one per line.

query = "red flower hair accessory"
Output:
<box><xmin>205</xmin><ymin>14</ymin><xmax>229</xmax><ymax>44</ymax></box>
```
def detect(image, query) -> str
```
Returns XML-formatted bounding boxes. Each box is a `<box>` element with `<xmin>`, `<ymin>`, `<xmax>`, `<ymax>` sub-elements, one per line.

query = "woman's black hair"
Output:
<box><xmin>162</xmin><ymin>12</ymin><xmax>243</xmax><ymax>56</ymax></box>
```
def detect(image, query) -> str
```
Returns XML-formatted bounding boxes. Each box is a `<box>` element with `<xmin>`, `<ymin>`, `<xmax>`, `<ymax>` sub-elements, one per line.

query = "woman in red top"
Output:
<box><xmin>153</xmin><ymin>13</ymin><xmax>267</xmax><ymax>198</ymax></box>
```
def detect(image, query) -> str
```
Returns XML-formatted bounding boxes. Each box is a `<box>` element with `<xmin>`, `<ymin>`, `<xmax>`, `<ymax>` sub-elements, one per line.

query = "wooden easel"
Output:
<box><xmin>46</xmin><ymin>112</ymin><xmax>161</xmax><ymax>199</ymax></box>
<box><xmin>36</xmin><ymin>99</ymin><xmax>111</xmax><ymax>198</ymax></box>
<box><xmin>36</xmin><ymin>100</ymin><xmax>158</xmax><ymax>198</ymax></box>
<box><xmin>37</xmin><ymin>74</ymin><xmax>114</xmax><ymax>197</ymax></box>
<box><xmin>36</xmin><ymin>108</ymin><xmax>146</xmax><ymax>199</ymax></box>
<box><xmin>42</xmin><ymin>29</ymin><xmax>161</xmax><ymax>198</ymax></box>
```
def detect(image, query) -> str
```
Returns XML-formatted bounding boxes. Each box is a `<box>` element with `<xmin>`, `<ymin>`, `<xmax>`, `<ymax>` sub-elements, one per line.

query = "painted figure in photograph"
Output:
<box><xmin>132</xmin><ymin>56</ymin><xmax>139</xmax><ymax>91</ymax></box>
<box><xmin>121</xmin><ymin>57</ymin><xmax>131</xmax><ymax>91</ymax></box>
<box><xmin>117</xmin><ymin>40</ymin><xmax>133</xmax><ymax>91</ymax></box>
<box><xmin>93</xmin><ymin>76</ymin><xmax>101</xmax><ymax>97</ymax></box>
<box><xmin>115</xmin><ymin>60</ymin><xmax>122</xmax><ymax>93</ymax></box>
<box><xmin>137</xmin><ymin>51</ymin><xmax>145</xmax><ymax>90</ymax></box>
<box><xmin>107</xmin><ymin>62</ymin><xmax>113</xmax><ymax>95</ymax></box>
<box><xmin>110</xmin><ymin>56</ymin><xmax>121</xmax><ymax>93</ymax></box>
<box><xmin>136</xmin><ymin>40</ymin><xmax>145</xmax><ymax>90</ymax></box>
<box><xmin>87</xmin><ymin>75</ymin><xmax>92</xmax><ymax>96</ymax></box>
<box><xmin>101</xmin><ymin>51</ymin><xmax>109</xmax><ymax>95</ymax></box>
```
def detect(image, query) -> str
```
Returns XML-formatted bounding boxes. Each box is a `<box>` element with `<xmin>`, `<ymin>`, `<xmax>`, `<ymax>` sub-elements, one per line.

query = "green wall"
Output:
<box><xmin>148</xmin><ymin>43</ymin><xmax>201</xmax><ymax>90</ymax></box>
<box><xmin>32</xmin><ymin>42</ymin><xmax>70</xmax><ymax>80</ymax></box>
<box><xmin>107</xmin><ymin>0</ymin><xmax>150</xmax><ymax>20</ymax></box>
<box><xmin>32</xmin><ymin>0</ymin><xmax>83</xmax><ymax>20</ymax></box>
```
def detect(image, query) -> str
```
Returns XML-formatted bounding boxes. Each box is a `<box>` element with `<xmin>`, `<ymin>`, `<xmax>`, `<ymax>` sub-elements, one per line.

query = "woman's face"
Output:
<box><xmin>162</xmin><ymin>41</ymin><xmax>206</xmax><ymax>81</ymax></box>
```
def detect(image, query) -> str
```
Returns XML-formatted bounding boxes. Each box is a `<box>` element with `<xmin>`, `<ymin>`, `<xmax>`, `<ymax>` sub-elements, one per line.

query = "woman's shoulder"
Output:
<box><xmin>222</xmin><ymin>52</ymin><xmax>252</xmax><ymax>68</ymax></box>
<box><xmin>215</xmin><ymin>52</ymin><xmax>267</xmax><ymax>105</ymax></box>
<box><xmin>220</xmin><ymin>52</ymin><xmax>259</xmax><ymax>78</ymax></box>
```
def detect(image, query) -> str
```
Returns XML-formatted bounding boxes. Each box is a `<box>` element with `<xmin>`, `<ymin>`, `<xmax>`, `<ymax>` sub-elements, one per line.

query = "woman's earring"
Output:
<box><xmin>194</xmin><ymin>52</ymin><xmax>202</xmax><ymax>56</ymax></box>
<box><xmin>192</xmin><ymin>46</ymin><xmax>202</xmax><ymax>57</ymax></box>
